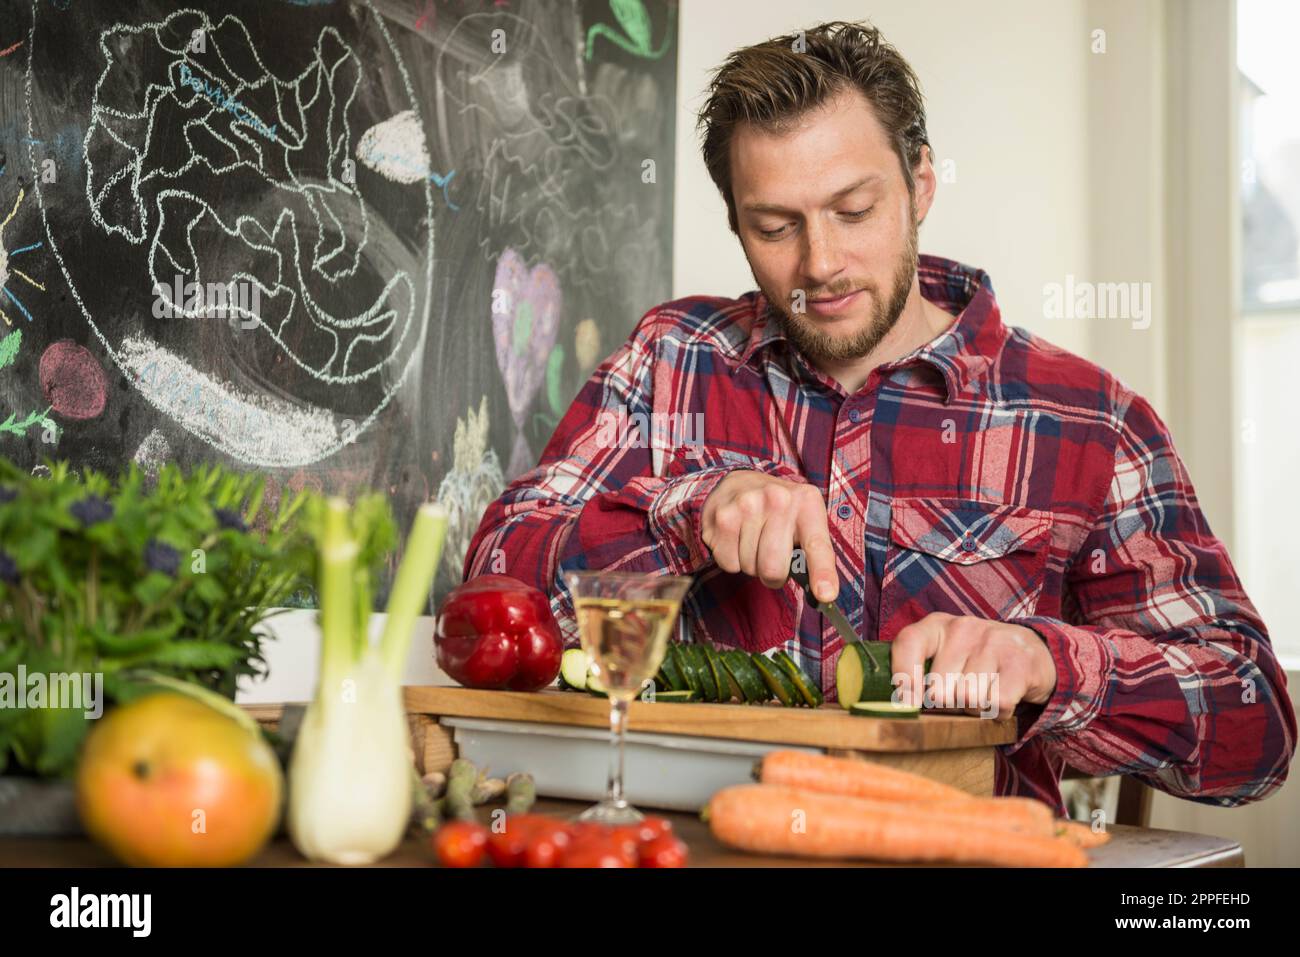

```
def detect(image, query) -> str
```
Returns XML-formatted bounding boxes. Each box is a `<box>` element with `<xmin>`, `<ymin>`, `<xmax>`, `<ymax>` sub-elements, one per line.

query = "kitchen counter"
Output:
<box><xmin>0</xmin><ymin>797</ymin><xmax>1244</xmax><ymax>868</ymax></box>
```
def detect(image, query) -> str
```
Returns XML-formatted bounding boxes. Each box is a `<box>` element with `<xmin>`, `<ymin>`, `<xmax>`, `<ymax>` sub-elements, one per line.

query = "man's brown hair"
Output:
<box><xmin>697</xmin><ymin>20</ymin><xmax>931</xmax><ymax>233</ymax></box>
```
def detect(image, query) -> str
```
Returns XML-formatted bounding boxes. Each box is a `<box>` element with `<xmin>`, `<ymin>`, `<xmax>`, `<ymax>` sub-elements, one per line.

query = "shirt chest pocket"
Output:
<box><xmin>877</xmin><ymin>498</ymin><xmax>1052</xmax><ymax>643</ymax></box>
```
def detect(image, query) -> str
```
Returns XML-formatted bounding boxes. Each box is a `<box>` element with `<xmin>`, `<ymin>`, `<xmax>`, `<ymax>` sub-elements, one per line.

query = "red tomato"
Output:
<box><xmin>433</xmin><ymin>821</ymin><xmax>489</xmax><ymax>868</ymax></box>
<box><xmin>634</xmin><ymin>816</ymin><xmax>674</xmax><ymax>845</ymax></box>
<box><xmin>486</xmin><ymin>814</ymin><xmax>549</xmax><ymax>868</ymax></box>
<box><xmin>561</xmin><ymin>837</ymin><xmax>636</xmax><ymax>868</ymax></box>
<box><xmin>523</xmin><ymin>821</ymin><xmax>574</xmax><ymax>868</ymax></box>
<box><xmin>639</xmin><ymin>834</ymin><xmax>689</xmax><ymax>868</ymax></box>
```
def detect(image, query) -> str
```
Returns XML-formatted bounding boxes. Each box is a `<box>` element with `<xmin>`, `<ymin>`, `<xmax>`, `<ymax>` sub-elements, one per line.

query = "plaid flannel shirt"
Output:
<box><xmin>465</xmin><ymin>254</ymin><xmax>1296</xmax><ymax>814</ymax></box>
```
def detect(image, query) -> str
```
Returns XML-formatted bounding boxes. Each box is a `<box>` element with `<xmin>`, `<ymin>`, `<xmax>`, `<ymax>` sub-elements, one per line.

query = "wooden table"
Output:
<box><xmin>0</xmin><ymin>797</ymin><xmax>1243</xmax><ymax>868</ymax></box>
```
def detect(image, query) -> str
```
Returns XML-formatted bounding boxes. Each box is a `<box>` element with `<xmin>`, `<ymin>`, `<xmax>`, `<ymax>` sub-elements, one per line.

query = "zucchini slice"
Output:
<box><xmin>722</xmin><ymin>651</ymin><xmax>770</xmax><ymax>704</ymax></box>
<box><xmin>652</xmin><ymin>689</ymin><xmax>698</xmax><ymax>704</ymax></box>
<box><xmin>689</xmin><ymin>645</ymin><xmax>719</xmax><ymax>702</ymax></box>
<box><xmin>772</xmin><ymin>650</ymin><xmax>824</xmax><ymax>708</ymax></box>
<box><xmin>751</xmin><ymin>653</ymin><xmax>800</xmax><ymax>707</ymax></box>
<box><xmin>703</xmin><ymin>645</ymin><xmax>736</xmax><ymax>703</ymax></box>
<box><xmin>835</xmin><ymin>641</ymin><xmax>894</xmax><ymax>709</ymax></box>
<box><xmin>659</xmin><ymin>647</ymin><xmax>687</xmax><ymax>692</ymax></box>
<box><xmin>586</xmin><ymin>664</ymin><xmax>608</xmax><ymax>697</ymax></box>
<box><xmin>672</xmin><ymin>644</ymin><xmax>702</xmax><ymax>698</ymax></box>
<box><xmin>850</xmin><ymin>701</ymin><xmax>920</xmax><ymax>720</ymax></box>
<box><xmin>559</xmin><ymin>647</ymin><xmax>591</xmax><ymax>691</ymax></box>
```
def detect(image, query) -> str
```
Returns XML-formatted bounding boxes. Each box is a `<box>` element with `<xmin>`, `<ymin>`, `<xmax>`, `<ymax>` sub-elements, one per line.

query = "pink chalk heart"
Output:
<box><xmin>491</xmin><ymin>248</ymin><xmax>561</xmax><ymax>428</ymax></box>
<box><xmin>39</xmin><ymin>340</ymin><xmax>108</xmax><ymax>421</ymax></box>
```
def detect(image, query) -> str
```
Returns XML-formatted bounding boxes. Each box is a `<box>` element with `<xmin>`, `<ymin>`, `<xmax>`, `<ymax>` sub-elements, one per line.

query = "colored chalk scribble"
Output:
<box><xmin>0</xmin><ymin>187</ymin><xmax>56</xmax><ymax>440</ymax></box>
<box><xmin>491</xmin><ymin>247</ymin><xmax>561</xmax><ymax>478</ymax></box>
<box><xmin>585</xmin><ymin>0</ymin><xmax>674</xmax><ymax>61</ymax></box>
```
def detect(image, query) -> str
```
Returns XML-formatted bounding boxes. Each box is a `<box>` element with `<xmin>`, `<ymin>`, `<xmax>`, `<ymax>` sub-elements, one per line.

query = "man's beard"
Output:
<box><xmin>760</xmin><ymin>206</ymin><xmax>919</xmax><ymax>364</ymax></box>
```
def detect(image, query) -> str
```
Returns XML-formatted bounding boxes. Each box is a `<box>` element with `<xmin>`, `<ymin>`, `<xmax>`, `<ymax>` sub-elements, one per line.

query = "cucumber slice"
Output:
<box><xmin>559</xmin><ymin>648</ymin><xmax>591</xmax><ymax>691</ymax></box>
<box><xmin>689</xmin><ymin>645</ymin><xmax>719</xmax><ymax>702</ymax></box>
<box><xmin>850</xmin><ymin>701</ymin><xmax>920</xmax><ymax>720</ymax></box>
<box><xmin>772</xmin><ymin>650</ymin><xmax>824</xmax><ymax>708</ymax></box>
<box><xmin>659</xmin><ymin>647</ymin><xmax>687</xmax><ymax>692</ymax></box>
<box><xmin>751</xmin><ymin>653</ymin><xmax>800</xmax><ymax>707</ymax></box>
<box><xmin>703</xmin><ymin>645</ymin><xmax>736</xmax><ymax>703</ymax></box>
<box><xmin>672</xmin><ymin>644</ymin><xmax>701</xmax><ymax>698</ymax></box>
<box><xmin>586</xmin><ymin>665</ymin><xmax>608</xmax><ymax>697</ymax></box>
<box><xmin>723</xmin><ymin>651</ymin><xmax>769</xmax><ymax>704</ymax></box>
<box><xmin>652</xmin><ymin>690</ymin><xmax>697</xmax><ymax>704</ymax></box>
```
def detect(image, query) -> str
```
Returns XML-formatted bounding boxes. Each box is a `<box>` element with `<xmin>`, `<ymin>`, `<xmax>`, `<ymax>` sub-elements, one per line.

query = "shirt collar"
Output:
<box><xmin>735</xmin><ymin>254</ymin><xmax>1007</xmax><ymax>404</ymax></box>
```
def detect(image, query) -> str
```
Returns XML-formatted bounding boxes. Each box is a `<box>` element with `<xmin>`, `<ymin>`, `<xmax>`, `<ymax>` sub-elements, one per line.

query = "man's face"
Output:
<box><xmin>729</xmin><ymin>86</ymin><xmax>924</xmax><ymax>363</ymax></box>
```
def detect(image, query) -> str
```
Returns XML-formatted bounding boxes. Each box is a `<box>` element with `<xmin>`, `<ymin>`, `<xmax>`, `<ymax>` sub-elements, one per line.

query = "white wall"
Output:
<box><xmin>672</xmin><ymin>0</ymin><xmax>1093</xmax><ymax>358</ymax></box>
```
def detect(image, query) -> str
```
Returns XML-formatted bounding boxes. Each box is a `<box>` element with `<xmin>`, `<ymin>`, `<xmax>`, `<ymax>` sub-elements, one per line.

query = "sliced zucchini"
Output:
<box><xmin>586</xmin><ymin>665</ymin><xmax>608</xmax><ymax>697</ymax></box>
<box><xmin>689</xmin><ymin>645</ymin><xmax>719</xmax><ymax>702</ymax></box>
<box><xmin>659</xmin><ymin>647</ymin><xmax>687</xmax><ymax>692</ymax></box>
<box><xmin>835</xmin><ymin>641</ymin><xmax>893</xmax><ymax>709</ymax></box>
<box><xmin>672</xmin><ymin>644</ymin><xmax>701</xmax><ymax>698</ymax></box>
<box><xmin>559</xmin><ymin>647</ymin><xmax>591</xmax><ymax>691</ymax></box>
<box><xmin>751</xmin><ymin>653</ymin><xmax>800</xmax><ymax>707</ymax></box>
<box><xmin>722</xmin><ymin>651</ymin><xmax>769</xmax><ymax>704</ymax></box>
<box><xmin>850</xmin><ymin>701</ymin><xmax>920</xmax><ymax>720</ymax></box>
<box><xmin>703</xmin><ymin>645</ymin><xmax>735</xmax><ymax>703</ymax></box>
<box><xmin>772</xmin><ymin>650</ymin><xmax>824</xmax><ymax>708</ymax></box>
<box><xmin>712</xmin><ymin>649</ymin><xmax>746</xmax><ymax>703</ymax></box>
<box><xmin>651</xmin><ymin>689</ymin><xmax>698</xmax><ymax>704</ymax></box>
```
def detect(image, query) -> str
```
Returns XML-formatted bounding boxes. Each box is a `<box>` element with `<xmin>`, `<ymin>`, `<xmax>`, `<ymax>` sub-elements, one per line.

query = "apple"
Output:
<box><xmin>75</xmin><ymin>691</ymin><xmax>283</xmax><ymax>867</ymax></box>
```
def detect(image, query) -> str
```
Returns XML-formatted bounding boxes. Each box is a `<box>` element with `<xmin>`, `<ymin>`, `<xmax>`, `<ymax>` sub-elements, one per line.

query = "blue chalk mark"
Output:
<box><xmin>1</xmin><ymin>286</ymin><xmax>34</xmax><ymax>323</ymax></box>
<box><xmin>429</xmin><ymin>169</ymin><xmax>459</xmax><ymax>211</ymax></box>
<box><xmin>8</xmin><ymin>242</ymin><xmax>41</xmax><ymax>256</ymax></box>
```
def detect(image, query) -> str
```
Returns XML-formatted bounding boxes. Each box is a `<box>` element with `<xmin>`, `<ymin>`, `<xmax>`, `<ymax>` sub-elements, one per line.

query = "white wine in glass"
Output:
<box><xmin>566</xmin><ymin>571</ymin><xmax>692</xmax><ymax>824</ymax></box>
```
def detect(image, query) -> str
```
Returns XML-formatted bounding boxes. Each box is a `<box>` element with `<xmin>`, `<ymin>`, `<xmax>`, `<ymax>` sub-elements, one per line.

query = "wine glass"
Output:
<box><xmin>565</xmin><ymin>570</ymin><xmax>692</xmax><ymax>824</ymax></box>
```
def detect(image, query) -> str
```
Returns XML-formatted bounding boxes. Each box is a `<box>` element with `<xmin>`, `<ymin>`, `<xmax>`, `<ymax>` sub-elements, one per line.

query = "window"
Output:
<box><xmin>1235</xmin><ymin>0</ymin><xmax>1300</xmax><ymax>663</ymax></box>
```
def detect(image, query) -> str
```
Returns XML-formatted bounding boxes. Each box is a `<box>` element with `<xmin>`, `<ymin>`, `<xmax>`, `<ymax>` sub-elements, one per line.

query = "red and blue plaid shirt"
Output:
<box><xmin>465</xmin><ymin>254</ymin><xmax>1296</xmax><ymax>815</ymax></box>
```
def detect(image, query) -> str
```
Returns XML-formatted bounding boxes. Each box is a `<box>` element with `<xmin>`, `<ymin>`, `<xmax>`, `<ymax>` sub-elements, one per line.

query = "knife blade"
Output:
<box><xmin>788</xmin><ymin>556</ymin><xmax>860</xmax><ymax>646</ymax></box>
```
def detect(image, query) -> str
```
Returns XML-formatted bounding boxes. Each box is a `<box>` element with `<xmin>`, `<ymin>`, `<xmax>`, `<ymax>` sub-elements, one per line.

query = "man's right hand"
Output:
<box><xmin>699</xmin><ymin>471</ymin><xmax>839</xmax><ymax>603</ymax></box>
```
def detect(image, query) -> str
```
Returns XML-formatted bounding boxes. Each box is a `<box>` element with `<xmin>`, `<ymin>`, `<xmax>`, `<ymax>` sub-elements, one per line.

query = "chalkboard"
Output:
<box><xmin>0</xmin><ymin>0</ymin><xmax>677</xmax><ymax>601</ymax></box>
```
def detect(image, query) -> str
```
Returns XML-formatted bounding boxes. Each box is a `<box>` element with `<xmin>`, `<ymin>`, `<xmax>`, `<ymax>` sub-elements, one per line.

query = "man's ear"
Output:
<box><xmin>913</xmin><ymin>145</ymin><xmax>938</xmax><ymax>225</ymax></box>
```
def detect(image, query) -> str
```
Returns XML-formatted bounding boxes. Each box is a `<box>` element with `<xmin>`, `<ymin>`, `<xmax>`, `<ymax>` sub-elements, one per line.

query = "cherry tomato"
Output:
<box><xmin>639</xmin><ymin>834</ymin><xmax>689</xmax><ymax>868</ymax></box>
<box><xmin>523</xmin><ymin>821</ymin><xmax>574</xmax><ymax>868</ymax></box>
<box><xmin>634</xmin><ymin>816</ymin><xmax>674</xmax><ymax>845</ymax></box>
<box><xmin>433</xmin><ymin>821</ymin><xmax>490</xmax><ymax>868</ymax></box>
<box><xmin>486</xmin><ymin>814</ymin><xmax>550</xmax><ymax>867</ymax></box>
<box><xmin>561</xmin><ymin>837</ymin><xmax>635</xmax><ymax>868</ymax></box>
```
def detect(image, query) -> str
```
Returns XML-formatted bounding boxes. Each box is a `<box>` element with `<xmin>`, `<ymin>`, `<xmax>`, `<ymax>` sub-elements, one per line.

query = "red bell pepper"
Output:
<box><xmin>434</xmin><ymin>575</ymin><xmax>563</xmax><ymax>691</ymax></box>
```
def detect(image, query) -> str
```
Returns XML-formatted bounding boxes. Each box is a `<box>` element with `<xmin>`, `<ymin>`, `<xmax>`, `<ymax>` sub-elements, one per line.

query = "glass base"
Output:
<box><xmin>573</xmin><ymin>799</ymin><xmax>644</xmax><ymax>825</ymax></box>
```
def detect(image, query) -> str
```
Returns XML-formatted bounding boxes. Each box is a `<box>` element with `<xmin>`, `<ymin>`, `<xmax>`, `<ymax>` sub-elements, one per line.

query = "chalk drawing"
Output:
<box><xmin>490</xmin><ymin>247</ymin><xmax>561</xmax><ymax>477</ymax></box>
<box><xmin>132</xmin><ymin>428</ymin><xmax>171</xmax><ymax>478</ymax></box>
<box><xmin>585</xmin><ymin>0</ymin><xmax>674</xmax><ymax>61</ymax></box>
<box><xmin>0</xmin><ymin>187</ymin><xmax>44</xmax><ymax>328</ymax></box>
<box><xmin>357</xmin><ymin>109</ymin><xmax>459</xmax><ymax>209</ymax></box>
<box><xmin>574</xmin><ymin>317</ymin><xmax>600</xmax><ymax>371</ymax></box>
<box><xmin>39</xmin><ymin>340</ymin><xmax>107</xmax><ymax>420</ymax></box>
<box><xmin>26</xmin><ymin>2</ymin><xmax>436</xmax><ymax>467</ymax></box>
<box><xmin>435</xmin><ymin>395</ymin><xmax>505</xmax><ymax>586</ymax></box>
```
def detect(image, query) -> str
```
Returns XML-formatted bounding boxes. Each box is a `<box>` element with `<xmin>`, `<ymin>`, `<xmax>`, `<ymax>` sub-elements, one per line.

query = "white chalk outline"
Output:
<box><xmin>26</xmin><ymin>2</ymin><xmax>435</xmax><ymax>467</ymax></box>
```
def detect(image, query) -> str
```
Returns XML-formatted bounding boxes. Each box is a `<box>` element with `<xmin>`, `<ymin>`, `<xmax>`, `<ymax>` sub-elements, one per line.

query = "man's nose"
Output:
<box><xmin>799</xmin><ymin>219</ymin><xmax>845</xmax><ymax>289</ymax></box>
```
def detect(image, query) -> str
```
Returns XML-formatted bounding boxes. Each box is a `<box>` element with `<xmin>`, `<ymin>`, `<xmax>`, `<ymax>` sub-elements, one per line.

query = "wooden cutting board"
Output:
<box><xmin>402</xmin><ymin>687</ymin><xmax>1017</xmax><ymax>752</ymax></box>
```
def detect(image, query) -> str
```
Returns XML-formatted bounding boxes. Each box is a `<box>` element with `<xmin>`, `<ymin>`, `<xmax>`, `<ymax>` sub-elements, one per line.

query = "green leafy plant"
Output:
<box><xmin>0</xmin><ymin>456</ymin><xmax>319</xmax><ymax>778</ymax></box>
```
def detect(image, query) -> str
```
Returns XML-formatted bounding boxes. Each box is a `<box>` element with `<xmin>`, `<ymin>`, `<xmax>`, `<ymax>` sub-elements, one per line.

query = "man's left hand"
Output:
<box><xmin>889</xmin><ymin>612</ymin><xmax>1058</xmax><ymax>717</ymax></box>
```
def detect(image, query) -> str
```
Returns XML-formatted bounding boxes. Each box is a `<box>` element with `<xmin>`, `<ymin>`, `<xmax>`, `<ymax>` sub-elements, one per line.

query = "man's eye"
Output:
<box><xmin>758</xmin><ymin>224</ymin><xmax>791</xmax><ymax>239</ymax></box>
<box><xmin>841</xmin><ymin>206</ymin><xmax>874</xmax><ymax>221</ymax></box>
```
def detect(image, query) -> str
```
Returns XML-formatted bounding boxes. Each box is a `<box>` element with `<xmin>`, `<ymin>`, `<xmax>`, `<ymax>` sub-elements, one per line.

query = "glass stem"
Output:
<box><xmin>606</xmin><ymin>694</ymin><xmax>630</xmax><ymax>807</ymax></box>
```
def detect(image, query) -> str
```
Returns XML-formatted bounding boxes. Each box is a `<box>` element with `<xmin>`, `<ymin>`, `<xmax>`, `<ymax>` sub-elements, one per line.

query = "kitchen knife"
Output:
<box><xmin>789</xmin><ymin>556</ymin><xmax>860</xmax><ymax>646</ymax></box>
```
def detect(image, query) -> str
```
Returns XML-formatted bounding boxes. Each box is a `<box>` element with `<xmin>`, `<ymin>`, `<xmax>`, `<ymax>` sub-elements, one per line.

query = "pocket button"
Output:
<box><xmin>961</xmin><ymin>533</ymin><xmax>978</xmax><ymax>553</ymax></box>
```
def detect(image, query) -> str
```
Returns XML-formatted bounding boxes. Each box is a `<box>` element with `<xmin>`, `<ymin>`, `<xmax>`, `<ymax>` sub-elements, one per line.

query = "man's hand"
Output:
<box><xmin>700</xmin><ymin>471</ymin><xmax>838</xmax><ymax>603</ymax></box>
<box><xmin>890</xmin><ymin>612</ymin><xmax>1058</xmax><ymax>717</ymax></box>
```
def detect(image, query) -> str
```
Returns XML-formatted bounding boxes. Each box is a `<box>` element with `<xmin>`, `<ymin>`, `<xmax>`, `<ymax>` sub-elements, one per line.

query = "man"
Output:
<box><xmin>465</xmin><ymin>20</ymin><xmax>1295</xmax><ymax>813</ymax></box>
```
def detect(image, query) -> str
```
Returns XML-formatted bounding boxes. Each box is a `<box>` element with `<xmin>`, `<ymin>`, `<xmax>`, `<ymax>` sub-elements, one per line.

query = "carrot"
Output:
<box><xmin>757</xmin><ymin>750</ymin><xmax>978</xmax><ymax>804</ymax></box>
<box><xmin>1056</xmin><ymin>819</ymin><xmax>1112</xmax><ymax>848</ymax></box>
<box><xmin>912</xmin><ymin>796</ymin><xmax>1056</xmax><ymax>836</ymax></box>
<box><xmin>706</xmin><ymin>784</ymin><xmax>1089</xmax><ymax>868</ymax></box>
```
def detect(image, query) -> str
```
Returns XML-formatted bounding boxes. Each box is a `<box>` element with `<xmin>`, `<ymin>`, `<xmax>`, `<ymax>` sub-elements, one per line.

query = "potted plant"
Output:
<box><xmin>0</xmin><ymin>456</ymin><xmax>318</xmax><ymax>833</ymax></box>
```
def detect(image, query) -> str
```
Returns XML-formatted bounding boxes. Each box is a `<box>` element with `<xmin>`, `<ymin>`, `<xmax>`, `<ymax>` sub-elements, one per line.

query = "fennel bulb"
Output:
<box><xmin>288</xmin><ymin>497</ymin><xmax>447</xmax><ymax>865</ymax></box>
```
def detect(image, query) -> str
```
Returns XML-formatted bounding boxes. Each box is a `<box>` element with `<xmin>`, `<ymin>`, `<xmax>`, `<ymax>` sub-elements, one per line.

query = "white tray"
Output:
<box><xmin>442</xmin><ymin>716</ymin><xmax>820</xmax><ymax>812</ymax></box>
